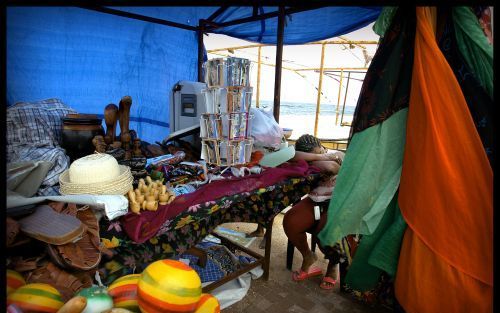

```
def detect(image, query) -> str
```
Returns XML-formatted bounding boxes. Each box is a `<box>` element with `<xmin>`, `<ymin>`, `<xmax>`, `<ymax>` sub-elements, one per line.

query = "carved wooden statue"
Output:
<box><xmin>104</xmin><ymin>103</ymin><xmax>119</xmax><ymax>145</ymax></box>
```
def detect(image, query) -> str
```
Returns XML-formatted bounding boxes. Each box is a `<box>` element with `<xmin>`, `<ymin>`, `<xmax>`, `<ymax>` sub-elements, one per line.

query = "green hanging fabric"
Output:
<box><xmin>453</xmin><ymin>6</ymin><xmax>493</xmax><ymax>98</ymax></box>
<box><xmin>373</xmin><ymin>7</ymin><xmax>398</xmax><ymax>37</ymax></box>
<box><xmin>368</xmin><ymin>204</ymin><xmax>406</xmax><ymax>277</ymax></box>
<box><xmin>345</xmin><ymin>191</ymin><xmax>405</xmax><ymax>291</ymax></box>
<box><xmin>317</xmin><ymin>108</ymin><xmax>408</xmax><ymax>247</ymax></box>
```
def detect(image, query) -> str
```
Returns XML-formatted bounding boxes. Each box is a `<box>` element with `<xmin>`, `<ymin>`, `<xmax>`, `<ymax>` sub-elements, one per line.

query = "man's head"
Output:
<box><xmin>295</xmin><ymin>134</ymin><xmax>325</xmax><ymax>154</ymax></box>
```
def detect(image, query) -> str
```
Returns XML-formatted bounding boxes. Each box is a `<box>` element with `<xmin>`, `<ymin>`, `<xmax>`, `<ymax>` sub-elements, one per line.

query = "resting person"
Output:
<box><xmin>283</xmin><ymin>134</ymin><xmax>344</xmax><ymax>290</ymax></box>
<box><xmin>246</xmin><ymin>137</ymin><xmax>342</xmax><ymax>239</ymax></box>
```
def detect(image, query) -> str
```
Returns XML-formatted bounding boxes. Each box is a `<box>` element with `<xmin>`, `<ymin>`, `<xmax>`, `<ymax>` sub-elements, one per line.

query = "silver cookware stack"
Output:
<box><xmin>201</xmin><ymin>57</ymin><xmax>254</xmax><ymax>166</ymax></box>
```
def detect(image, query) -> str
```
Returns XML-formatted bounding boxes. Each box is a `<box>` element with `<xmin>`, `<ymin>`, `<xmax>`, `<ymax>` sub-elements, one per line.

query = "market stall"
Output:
<box><xmin>6</xmin><ymin>5</ymin><xmax>492</xmax><ymax>313</ymax></box>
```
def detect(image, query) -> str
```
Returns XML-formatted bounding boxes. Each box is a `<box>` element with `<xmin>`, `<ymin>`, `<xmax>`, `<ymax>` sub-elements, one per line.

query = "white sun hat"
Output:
<box><xmin>59</xmin><ymin>153</ymin><xmax>133</xmax><ymax>195</ymax></box>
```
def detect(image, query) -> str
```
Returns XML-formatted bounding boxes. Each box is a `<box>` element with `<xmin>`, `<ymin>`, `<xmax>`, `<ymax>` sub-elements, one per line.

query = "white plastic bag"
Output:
<box><xmin>250</xmin><ymin>108</ymin><xmax>283</xmax><ymax>150</ymax></box>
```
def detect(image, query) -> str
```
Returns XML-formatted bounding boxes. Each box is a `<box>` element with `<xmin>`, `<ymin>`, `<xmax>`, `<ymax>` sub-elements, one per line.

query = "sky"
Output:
<box><xmin>204</xmin><ymin>22</ymin><xmax>380</xmax><ymax>106</ymax></box>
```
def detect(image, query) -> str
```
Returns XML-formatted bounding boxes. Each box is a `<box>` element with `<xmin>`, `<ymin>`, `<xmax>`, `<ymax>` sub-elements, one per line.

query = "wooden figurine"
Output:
<box><xmin>132</xmin><ymin>138</ymin><xmax>143</xmax><ymax>157</ymax></box>
<box><xmin>104</xmin><ymin>104</ymin><xmax>119</xmax><ymax>145</ymax></box>
<box><xmin>92</xmin><ymin>135</ymin><xmax>107</xmax><ymax>153</ymax></box>
<box><xmin>118</xmin><ymin>96</ymin><xmax>132</xmax><ymax>151</ymax></box>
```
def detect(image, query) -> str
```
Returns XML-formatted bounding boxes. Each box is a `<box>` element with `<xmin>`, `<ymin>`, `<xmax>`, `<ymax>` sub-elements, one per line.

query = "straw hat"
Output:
<box><xmin>59</xmin><ymin>153</ymin><xmax>133</xmax><ymax>195</ymax></box>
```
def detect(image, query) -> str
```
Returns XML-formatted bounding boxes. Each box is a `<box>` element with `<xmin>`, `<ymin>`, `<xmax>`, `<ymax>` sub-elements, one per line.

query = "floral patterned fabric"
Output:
<box><xmin>98</xmin><ymin>174</ymin><xmax>320</xmax><ymax>284</ymax></box>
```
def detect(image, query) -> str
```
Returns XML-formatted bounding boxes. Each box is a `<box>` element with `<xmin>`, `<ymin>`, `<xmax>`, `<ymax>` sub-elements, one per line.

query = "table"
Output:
<box><xmin>98</xmin><ymin>173</ymin><xmax>320</xmax><ymax>289</ymax></box>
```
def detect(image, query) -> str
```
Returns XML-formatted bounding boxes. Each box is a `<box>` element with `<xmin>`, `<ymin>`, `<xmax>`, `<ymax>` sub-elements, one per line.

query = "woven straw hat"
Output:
<box><xmin>59</xmin><ymin>153</ymin><xmax>133</xmax><ymax>195</ymax></box>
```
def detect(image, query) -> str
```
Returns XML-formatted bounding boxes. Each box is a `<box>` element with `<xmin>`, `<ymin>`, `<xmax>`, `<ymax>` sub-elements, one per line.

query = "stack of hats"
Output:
<box><xmin>59</xmin><ymin>153</ymin><xmax>133</xmax><ymax>195</ymax></box>
<box><xmin>200</xmin><ymin>57</ymin><xmax>255</xmax><ymax>167</ymax></box>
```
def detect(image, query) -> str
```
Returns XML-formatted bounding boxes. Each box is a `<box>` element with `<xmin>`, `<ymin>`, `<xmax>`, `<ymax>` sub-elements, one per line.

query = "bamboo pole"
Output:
<box><xmin>295</xmin><ymin>67</ymin><xmax>368</xmax><ymax>71</ymax></box>
<box><xmin>335</xmin><ymin>69</ymin><xmax>344</xmax><ymax>125</ymax></box>
<box><xmin>207</xmin><ymin>51</ymin><xmax>368</xmax><ymax>73</ymax></box>
<box><xmin>206</xmin><ymin>40</ymin><xmax>378</xmax><ymax>53</ymax></box>
<box><xmin>256</xmin><ymin>46</ymin><xmax>262</xmax><ymax>108</ymax></box>
<box><xmin>314</xmin><ymin>43</ymin><xmax>326</xmax><ymax>137</ymax></box>
<box><xmin>208</xmin><ymin>51</ymin><xmax>299</xmax><ymax>71</ymax></box>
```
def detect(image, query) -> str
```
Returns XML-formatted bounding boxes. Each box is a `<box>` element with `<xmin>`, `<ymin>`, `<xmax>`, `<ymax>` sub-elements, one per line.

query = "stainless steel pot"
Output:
<box><xmin>224</xmin><ymin>138</ymin><xmax>254</xmax><ymax>166</ymax></box>
<box><xmin>201</xmin><ymin>138</ymin><xmax>254</xmax><ymax>166</ymax></box>
<box><xmin>223</xmin><ymin>86</ymin><xmax>253</xmax><ymax>113</ymax></box>
<box><xmin>204</xmin><ymin>57</ymin><xmax>252</xmax><ymax>88</ymax></box>
<box><xmin>227</xmin><ymin>112</ymin><xmax>253</xmax><ymax>140</ymax></box>
<box><xmin>202</xmin><ymin>87</ymin><xmax>226</xmax><ymax>114</ymax></box>
<box><xmin>200</xmin><ymin>113</ymin><xmax>222</xmax><ymax>139</ymax></box>
<box><xmin>200</xmin><ymin>112</ymin><xmax>253</xmax><ymax>140</ymax></box>
<box><xmin>201</xmin><ymin>139</ymin><xmax>220</xmax><ymax>165</ymax></box>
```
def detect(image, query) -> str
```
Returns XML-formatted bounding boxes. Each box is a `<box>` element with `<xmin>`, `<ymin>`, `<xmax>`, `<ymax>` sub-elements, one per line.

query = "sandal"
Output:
<box><xmin>292</xmin><ymin>266</ymin><xmax>323</xmax><ymax>281</ymax></box>
<box><xmin>319</xmin><ymin>276</ymin><xmax>337</xmax><ymax>290</ymax></box>
<box><xmin>47</xmin><ymin>203</ymin><xmax>102</xmax><ymax>271</ymax></box>
<box><xmin>26</xmin><ymin>261</ymin><xmax>92</xmax><ymax>302</ymax></box>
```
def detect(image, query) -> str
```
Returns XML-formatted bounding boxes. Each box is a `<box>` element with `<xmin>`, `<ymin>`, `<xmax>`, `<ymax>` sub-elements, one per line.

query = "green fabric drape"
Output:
<box><xmin>368</xmin><ymin>203</ymin><xmax>406</xmax><ymax>277</ymax></box>
<box><xmin>373</xmin><ymin>7</ymin><xmax>398</xmax><ymax>37</ymax></box>
<box><xmin>318</xmin><ymin>108</ymin><xmax>408</xmax><ymax>246</ymax></box>
<box><xmin>453</xmin><ymin>6</ymin><xmax>493</xmax><ymax>98</ymax></box>
<box><xmin>345</xmin><ymin>191</ymin><xmax>406</xmax><ymax>291</ymax></box>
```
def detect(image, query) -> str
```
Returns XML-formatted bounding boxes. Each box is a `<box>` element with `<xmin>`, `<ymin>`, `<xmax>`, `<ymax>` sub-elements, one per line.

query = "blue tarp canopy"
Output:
<box><xmin>6</xmin><ymin>6</ymin><xmax>381</xmax><ymax>142</ymax></box>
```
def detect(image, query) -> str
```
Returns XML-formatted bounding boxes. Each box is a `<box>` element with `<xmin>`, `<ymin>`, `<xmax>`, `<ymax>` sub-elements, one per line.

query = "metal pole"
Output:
<box><xmin>256</xmin><ymin>46</ymin><xmax>262</xmax><ymax>108</ymax></box>
<box><xmin>197</xmin><ymin>22</ymin><xmax>204</xmax><ymax>82</ymax></box>
<box><xmin>273</xmin><ymin>6</ymin><xmax>285</xmax><ymax>123</ymax></box>
<box><xmin>340</xmin><ymin>72</ymin><xmax>351</xmax><ymax>126</ymax></box>
<box><xmin>335</xmin><ymin>69</ymin><xmax>344</xmax><ymax>125</ymax></box>
<box><xmin>314</xmin><ymin>43</ymin><xmax>326</xmax><ymax>137</ymax></box>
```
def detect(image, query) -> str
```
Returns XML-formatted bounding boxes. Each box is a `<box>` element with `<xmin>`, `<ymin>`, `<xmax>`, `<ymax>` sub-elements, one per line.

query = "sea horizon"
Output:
<box><xmin>252</xmin><ymin>99</ymin><xmax>357</xmax><ymax>116</ymax></box>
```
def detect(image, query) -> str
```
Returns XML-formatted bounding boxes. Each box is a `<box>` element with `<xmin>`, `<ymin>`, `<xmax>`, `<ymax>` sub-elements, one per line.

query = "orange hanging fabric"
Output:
<box><xmin>395</xmin><ymin>7</ymin><xmax>492</xmax><ymax>313</ymax></box>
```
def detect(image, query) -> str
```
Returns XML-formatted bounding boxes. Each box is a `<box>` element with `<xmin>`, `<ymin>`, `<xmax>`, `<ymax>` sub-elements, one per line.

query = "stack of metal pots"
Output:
<box><xmin>201</xmin><ymin>57</ymin><xmax>254</xmax><ymax>166</ymax></box>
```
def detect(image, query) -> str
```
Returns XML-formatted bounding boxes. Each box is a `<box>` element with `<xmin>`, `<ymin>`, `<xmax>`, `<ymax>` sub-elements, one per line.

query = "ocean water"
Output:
<box><xmin>253</xmin><ymin>100</ymin><xmax>357</xmax><ymax>116</ymax></box>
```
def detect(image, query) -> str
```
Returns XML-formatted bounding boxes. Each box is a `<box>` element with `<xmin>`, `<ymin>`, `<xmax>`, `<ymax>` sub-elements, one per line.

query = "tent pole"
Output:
<box><xmin>340</xmin><ymin>71</ymin><xmax>351</xmax><ymax>126</ymax></box>
<box><xmin>198</xmin><ymin>21</ymin><xmax>204</xmax><ymax>82</ymax></box>
<box><xmin>313</xmin><ymin>43</ymin><xmax>326</xmax><ymax>137</ymax></box>
<box><xmin>273</xmin><ymin>6</ymin><xmax>285</xmax><ymax>123</ymax></box>
<box><xmin>335</xmin><ymin>69</ymin><xmax>344</xmax><ymax>125</ymax></box>
<box><xmin>256</xmin><ymin>46</ymin><xmax>262</xmax><ymax>108</ymax></box>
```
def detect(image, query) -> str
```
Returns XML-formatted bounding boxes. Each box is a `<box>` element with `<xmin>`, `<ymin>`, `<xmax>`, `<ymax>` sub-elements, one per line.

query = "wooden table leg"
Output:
<box><xmin>263</xmin><ymin>217</ymin><xmax>274</xmax><ymax>280</ymax></box>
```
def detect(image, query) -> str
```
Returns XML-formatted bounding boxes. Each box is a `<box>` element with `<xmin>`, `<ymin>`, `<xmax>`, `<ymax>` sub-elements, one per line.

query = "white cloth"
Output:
<box><xmin>7</xmin><ymin>192</ymin><xmax>129</xmax><ymax>221</ymax></box>
<box><xmin>203</xmin><ymin>266</ymin><xmax>264</xmax><ymax>310</ymax></box>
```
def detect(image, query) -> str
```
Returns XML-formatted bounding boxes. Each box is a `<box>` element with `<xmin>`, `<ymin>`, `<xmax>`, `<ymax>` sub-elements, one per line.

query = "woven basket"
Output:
<box><xmin>59</xmin><ymin>165</ymin><xmax>133</xmax><ymax>195</ymax></box>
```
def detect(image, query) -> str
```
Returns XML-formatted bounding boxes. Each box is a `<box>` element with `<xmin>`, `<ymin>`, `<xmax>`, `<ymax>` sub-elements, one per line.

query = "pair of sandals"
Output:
<box><xmin>292</xmin><ymin>266</ymin><xmax>337</xmax><ymax>290</ymax></box>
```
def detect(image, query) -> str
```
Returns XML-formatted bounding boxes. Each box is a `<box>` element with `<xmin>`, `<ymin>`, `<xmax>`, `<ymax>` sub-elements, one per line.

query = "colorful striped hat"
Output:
<box><xmin>137</xmin><ymin>260</ymin><xmax>202</xmax><ymax>313</ymax></box>
<box><xmin>7</xmin><ymin>283</ymin><xmax>64</xmax><ymax>313</ymax></box>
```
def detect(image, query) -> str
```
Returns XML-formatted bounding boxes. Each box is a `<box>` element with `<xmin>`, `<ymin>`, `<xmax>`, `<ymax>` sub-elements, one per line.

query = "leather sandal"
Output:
<box><xmin>26</xmin><ymin>261</ymin><xmax>92</xmax><ymax>302</ymax></box>
<box><xmin>6</xmin><ymin>217</ymin><xmax>20</xmax><ymax>247</ymax></box>
<box><xmin>47</xmin><ymin>203</ymin><xmax>102</xmax><ymax>271</ymax></box>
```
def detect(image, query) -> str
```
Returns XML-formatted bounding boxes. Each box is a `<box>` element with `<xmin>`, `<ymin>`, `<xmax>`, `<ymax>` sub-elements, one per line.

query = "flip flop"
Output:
<box><xmin>319</xmin><ymin>276</ymin><xmax>337</xmax><ymax>290</ymax></box>
<box><xmin>292</xmin><ymin>266</ymin><xmax>323</xmax><ymax>281</ymax></box>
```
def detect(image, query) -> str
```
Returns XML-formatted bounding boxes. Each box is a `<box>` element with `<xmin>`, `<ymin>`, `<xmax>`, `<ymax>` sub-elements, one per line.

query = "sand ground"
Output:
<box><xmin>278</xmin><ymin>115</ymin><xmax>353</xmax><ymax>140</ymax></box>
<box><xmin>219</xmin><ymin>213</ymin><xmax>391</xmax><ymax>313</ymax></box>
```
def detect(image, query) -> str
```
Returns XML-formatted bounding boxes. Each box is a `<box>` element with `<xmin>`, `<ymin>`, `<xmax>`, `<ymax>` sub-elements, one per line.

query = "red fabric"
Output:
<box><xmin>122</xmin><ymin>160</ymin><xmax>320</xmax><ymax>243</ymax></box>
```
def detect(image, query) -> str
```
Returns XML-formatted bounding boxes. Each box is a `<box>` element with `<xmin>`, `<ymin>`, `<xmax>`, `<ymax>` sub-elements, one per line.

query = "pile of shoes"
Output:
<box><xmin>6</xmin><ymin>202</ymin><xmax>105</xmax><ymax>301</ymax></box>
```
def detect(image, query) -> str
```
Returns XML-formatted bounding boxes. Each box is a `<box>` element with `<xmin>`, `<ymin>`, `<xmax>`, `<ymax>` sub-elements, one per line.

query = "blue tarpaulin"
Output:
<box><xmin>6</xmin><ymin>6</ymin><xmax>380</xmax><ymax>142</ymax></box>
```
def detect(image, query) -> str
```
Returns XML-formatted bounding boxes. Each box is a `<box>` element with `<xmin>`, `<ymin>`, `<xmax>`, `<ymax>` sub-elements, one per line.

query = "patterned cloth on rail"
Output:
<box><xmin>7</xmin><ymin>98</ymin><xmax>76</xmax><ymax>196</ymax></box>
